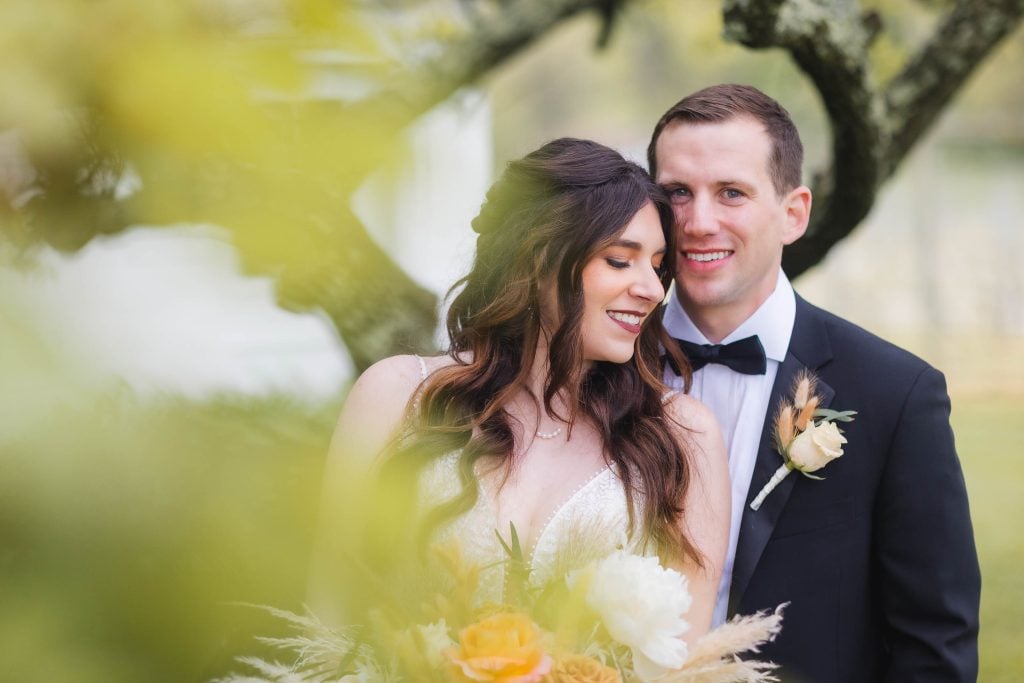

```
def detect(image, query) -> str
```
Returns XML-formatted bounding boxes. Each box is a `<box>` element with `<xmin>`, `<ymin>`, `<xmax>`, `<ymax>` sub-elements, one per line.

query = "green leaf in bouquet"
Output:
<box><xmin>495</xmin><ymin>521</ymin><xmax>525</xmax><ymax>563</ymax></box>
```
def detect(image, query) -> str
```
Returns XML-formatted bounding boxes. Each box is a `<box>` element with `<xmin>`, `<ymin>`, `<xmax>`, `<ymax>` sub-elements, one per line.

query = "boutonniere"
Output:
<box><xmin>750</xmin><ymin>371</ymin><xmax>857</xmax><ymax>511</ymax></box>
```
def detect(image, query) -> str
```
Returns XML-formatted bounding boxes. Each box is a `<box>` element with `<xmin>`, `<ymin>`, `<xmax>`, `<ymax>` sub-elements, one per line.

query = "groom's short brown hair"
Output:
<box><xmin>647</xmin><ymin>83</ymin><xmax>804</xmax><ymax>197</ymax></box>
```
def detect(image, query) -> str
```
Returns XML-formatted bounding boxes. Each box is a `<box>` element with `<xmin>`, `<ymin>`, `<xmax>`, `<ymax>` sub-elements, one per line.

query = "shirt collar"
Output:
<box><xmin>663</xmin><ymin>269</ymin><xmax>795</xmax><ymax>363</ymax></box>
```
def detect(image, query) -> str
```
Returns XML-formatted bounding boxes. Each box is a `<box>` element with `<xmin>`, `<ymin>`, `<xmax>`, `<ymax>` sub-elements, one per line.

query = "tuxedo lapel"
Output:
<box><xmin>728</xmin><ymin>296</ymin><xmax>835</xmax><ymax>614</ymax></box>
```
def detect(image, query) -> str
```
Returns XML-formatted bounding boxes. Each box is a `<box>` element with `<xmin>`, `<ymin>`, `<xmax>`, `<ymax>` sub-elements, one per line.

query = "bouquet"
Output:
<box><xmin>218</xmin><ymin>523</ymin><xmax>783</xmax><ymax>683</ymax></box>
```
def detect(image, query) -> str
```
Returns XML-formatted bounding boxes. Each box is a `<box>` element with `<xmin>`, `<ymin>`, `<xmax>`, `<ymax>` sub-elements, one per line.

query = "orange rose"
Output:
<box><xmin>546</xmin><ymin>654</ymin><xmax>622</xmax><ymax>683</ymax></box>
<box><xmin>446</xmin><ymin>612</ymin><xmax>552</xmax><ymax>682</ymax></box>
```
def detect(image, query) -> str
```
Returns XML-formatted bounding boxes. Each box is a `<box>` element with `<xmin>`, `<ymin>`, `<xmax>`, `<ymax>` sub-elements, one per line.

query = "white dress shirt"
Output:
<box><xmin>662</xmin><ymin>269</ymin><xmax>796</xmax><ymax>626</ymax></box>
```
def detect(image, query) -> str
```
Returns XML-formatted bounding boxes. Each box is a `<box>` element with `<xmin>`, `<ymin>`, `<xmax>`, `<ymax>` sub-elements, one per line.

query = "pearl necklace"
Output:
<box><xmin>535</xmin><ymin>426</ymin><xmax>563</xmax><ymax>440</ymax></box>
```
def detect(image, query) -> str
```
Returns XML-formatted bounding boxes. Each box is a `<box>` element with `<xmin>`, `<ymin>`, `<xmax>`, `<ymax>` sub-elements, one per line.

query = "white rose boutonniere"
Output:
<box><xmin>750</xmin><ymin>371</ymin><xmax>857</xmax><ymax>511</ymax></box>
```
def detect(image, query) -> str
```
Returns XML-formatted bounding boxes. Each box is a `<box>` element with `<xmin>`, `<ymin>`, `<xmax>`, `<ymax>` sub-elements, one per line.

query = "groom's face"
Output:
<box><xmin>654</xmin><ymin>115</ymin><xmax>808</xmax><ymax>340</ymax></box>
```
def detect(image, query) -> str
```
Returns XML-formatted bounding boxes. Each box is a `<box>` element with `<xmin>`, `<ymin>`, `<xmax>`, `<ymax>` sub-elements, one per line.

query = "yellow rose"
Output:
<box><xmin>546</xmin><ymin>654</ymin><xmax>622</xmax><ymax>683</ymax></box>
<box><xmin>445</xmin><ymin>612</ymin><xmax>552</xmax><ymax>683</ymax></box>
<box><xmin>788</xmin><ymin>419</ymin><xmax>847</xmax><ymax>472</ymax></box>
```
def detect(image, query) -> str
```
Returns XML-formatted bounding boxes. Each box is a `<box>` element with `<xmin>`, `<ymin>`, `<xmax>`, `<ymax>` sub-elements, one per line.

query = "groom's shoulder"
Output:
<box><xmin>797</xmin><ymin>297</ymin><xmax>934</xmax><ymax>375</ymax></box>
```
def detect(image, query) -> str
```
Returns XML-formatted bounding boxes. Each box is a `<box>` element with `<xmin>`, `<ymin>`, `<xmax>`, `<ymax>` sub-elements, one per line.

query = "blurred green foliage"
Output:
<box><xmin>0</xmin><ymin>0</ymin><xmax>402</xmax><ymax>278</ymax></box>
<box><xmin>2</xmin><ymin>1</ymin><xmax>1020</xmax><ymax>681</ymax></box>
<box><xmin>1</xmin><ymin>407</ymin><xmax>337</xmax><ymax>679</ymax></box>
<box><xmin>1</xmin><ymin>294</ymin><xmax>339</xmax><ymax>681</ymax></box>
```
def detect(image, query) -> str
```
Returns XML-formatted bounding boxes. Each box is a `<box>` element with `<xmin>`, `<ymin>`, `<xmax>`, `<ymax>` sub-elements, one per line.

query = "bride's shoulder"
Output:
<box><xmin>349</xmin><ymin>353</ymin><xmax>467</xmax><ymax>405</ymax></box>
<box><xmin>661</xmin><ymin>391</ymin><xmax>718</xmax><ymax>434</ymax></box>
<box><xmin>333</xmin><ymin>354</ymin><xmax>452</xmax><ymax>461</ymax></box>
<box><xmin>661</xmin><ymin>392</ymin><xmax>726</xmax><ymax>461</ymax></box>
<box><xmin>353</xmin><ymin>354</ymin><xmax>448</xmax><ymax>400</ymax></box>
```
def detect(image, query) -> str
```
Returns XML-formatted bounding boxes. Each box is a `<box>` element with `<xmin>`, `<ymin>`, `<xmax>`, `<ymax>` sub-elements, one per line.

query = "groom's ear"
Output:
<box><xmin>781</xmin><ymin>185</ymin><xmax>812</xmax><ymax>245</ymax></box>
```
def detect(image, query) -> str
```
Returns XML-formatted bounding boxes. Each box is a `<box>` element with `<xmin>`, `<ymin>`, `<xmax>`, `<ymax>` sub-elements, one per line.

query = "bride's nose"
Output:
<box><xmin>630</xmin><ymin>264</ymin><xmax>665</xmax><ymax>301</ymax></box>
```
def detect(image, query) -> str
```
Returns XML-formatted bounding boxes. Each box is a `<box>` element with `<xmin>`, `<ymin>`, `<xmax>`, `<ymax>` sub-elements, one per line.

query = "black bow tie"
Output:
<box><xmin>670</xmin><ymin>335</ymin><xmax>767</xmax><ymax>375</ymax></box>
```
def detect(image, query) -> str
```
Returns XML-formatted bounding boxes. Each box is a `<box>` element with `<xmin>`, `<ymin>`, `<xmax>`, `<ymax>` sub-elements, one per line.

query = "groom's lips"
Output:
<box><xmin>681</xmin><ymin>249</ymin><xmax>733</xmax><ymax>271</ymax></box>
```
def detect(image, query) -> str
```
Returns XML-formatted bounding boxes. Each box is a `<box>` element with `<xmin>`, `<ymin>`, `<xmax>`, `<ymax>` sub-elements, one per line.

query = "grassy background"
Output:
<box><xmin>953</xmin><ymin>393</ymin><xmax>1024</xmax><ymax>681</ymax></box>
<box><xmin>0</xmin><ymin>385</ymin><xmax>1019</xmax><ymax>681</ymax></box>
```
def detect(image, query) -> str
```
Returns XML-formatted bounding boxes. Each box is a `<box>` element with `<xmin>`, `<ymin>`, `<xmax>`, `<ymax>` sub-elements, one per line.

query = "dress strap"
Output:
<box><xmin>661</xmin><ymin>389</ymin><xmax>680</xmax><ymax>405</ymax></box>
<box><xmin>410</xmin><ymin>355</ymin><xmax>429</xmax><ymax>415</ymax></box>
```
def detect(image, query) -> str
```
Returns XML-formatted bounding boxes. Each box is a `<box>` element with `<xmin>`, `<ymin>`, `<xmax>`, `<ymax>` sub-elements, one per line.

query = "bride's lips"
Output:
<box><xmin>681</xmin><ymin>249</ymin><xmax>733</xmax><ymax>271</ymax></box>
<box><xmin>607</xmin><ymin>310</ymin><xmax>645</xmax><ymax>334</ymax></box>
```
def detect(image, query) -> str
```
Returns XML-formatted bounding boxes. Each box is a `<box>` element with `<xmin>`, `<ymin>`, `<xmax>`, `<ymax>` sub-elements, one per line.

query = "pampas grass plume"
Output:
<box><xmin>661</xmin><ymin>604</ymin><xmax>786</xmax><ymax>683</ymax></box>
<box><xmin>794</xmin><ymin>396</ymin><xmax>819</xmax><ymax>432</ymax></box>
<box><xmin>775</xmin><ymin>406</ymin><xmax>795</xmax><ymax>447</ymax></box>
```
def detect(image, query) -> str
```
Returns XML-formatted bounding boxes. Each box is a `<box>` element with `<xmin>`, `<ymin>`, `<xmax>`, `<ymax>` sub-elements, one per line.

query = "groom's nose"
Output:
<box><xmin>679</xmin><ymin>194</ymin><xmax>719</xmax><ymax>239</ymax></box>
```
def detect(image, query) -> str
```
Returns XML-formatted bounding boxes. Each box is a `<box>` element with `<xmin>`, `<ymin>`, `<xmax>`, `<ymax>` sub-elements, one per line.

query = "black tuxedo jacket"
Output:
<box><xmin>729</xmin><ymin>295</ymin><xmax>980</xmax><ymax>682</ymax></box>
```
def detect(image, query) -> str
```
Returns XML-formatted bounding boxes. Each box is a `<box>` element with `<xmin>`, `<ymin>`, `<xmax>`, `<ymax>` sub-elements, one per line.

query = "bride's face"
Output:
<box><xmin>578</xmin><ymin>201</ymin><xmax>667</xmax><ymax>364</ymax></box>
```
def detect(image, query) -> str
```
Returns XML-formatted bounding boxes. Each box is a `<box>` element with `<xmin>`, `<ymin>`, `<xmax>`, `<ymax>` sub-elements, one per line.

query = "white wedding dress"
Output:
<box><xmin>419</xmin><ymin>452</ymin><xmax>653</xmax><ymax>602</ymax></box>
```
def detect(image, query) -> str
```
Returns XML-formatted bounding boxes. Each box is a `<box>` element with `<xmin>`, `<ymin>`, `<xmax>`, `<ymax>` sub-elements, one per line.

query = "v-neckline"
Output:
<box><xmin>483</xmin><ymin>464</ymin><xmax>615</xmax><ymax>569</ymax></box>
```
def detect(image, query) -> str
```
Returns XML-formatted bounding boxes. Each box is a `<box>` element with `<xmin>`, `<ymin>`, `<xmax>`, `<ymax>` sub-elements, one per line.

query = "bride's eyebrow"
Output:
<box><xmin>607</xmin><ymin>239</ymin><xmax>666</xmax><ymax>255</ymax></box>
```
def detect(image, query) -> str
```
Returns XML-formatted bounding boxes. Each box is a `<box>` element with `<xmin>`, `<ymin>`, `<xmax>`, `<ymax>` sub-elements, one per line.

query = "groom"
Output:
<box><xmin>651</xmin><ymin>84</ymin><xmax>980</xmax><ymax>682</ymax></box>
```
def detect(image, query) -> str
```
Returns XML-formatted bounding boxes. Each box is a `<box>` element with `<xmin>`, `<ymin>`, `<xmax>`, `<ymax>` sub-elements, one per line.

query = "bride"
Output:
<box><xmin>303</xmin><ymin>138</ymin><xmax>763</xmax><ymax>682</ymax></box>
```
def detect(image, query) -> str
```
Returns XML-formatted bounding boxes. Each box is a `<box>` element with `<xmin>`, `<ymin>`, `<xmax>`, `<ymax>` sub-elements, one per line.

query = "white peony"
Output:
<box><xmin>567</xmin><ymin>550</ymin><xmax>691</xmax><ymax>681</ymax></box>
<box><xmin>788</xmin><ymin>419</ymin><xmax>847</xmax><ymax>472</ymax></box>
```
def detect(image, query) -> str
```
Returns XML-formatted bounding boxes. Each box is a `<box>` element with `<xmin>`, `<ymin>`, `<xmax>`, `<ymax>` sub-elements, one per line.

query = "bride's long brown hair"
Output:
<box><xmin>378</xmin><ymin>138</ymin><xmax>696</xmax><ymax>564</ymax></box>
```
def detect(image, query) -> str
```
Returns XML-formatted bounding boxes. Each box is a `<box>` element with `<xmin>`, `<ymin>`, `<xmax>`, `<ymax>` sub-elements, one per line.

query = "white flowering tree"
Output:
<box><xmin>2</xmin><ymin>0</ymin><xmax>1021</xmax><ymax>371</ymax></box>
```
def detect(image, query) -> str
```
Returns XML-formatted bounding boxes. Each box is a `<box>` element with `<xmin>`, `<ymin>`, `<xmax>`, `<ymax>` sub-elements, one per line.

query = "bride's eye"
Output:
<box><xmin>605</xmin><ymin>257</ymin><xmax>629</xmax><ymax>269</ymax></box>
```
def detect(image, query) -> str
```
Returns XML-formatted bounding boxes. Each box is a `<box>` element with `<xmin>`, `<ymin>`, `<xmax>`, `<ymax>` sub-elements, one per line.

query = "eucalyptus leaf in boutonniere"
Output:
<box><xmin>750</xmin><ymin>371</ymin><xmax>857</xmax><ymax>511</ymax></box>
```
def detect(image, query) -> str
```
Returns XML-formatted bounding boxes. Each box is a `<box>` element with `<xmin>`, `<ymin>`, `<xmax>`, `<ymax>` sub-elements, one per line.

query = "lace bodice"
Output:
<box><xmin>419</xmin><ymin>452</ymin><xmax>651</xmax><ymax>602</ymax></box>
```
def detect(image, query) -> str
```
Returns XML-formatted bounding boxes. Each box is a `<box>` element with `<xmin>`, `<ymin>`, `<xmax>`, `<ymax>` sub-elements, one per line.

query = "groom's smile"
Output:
<box><xmin>682</xmin><ymin>249</ymin><xmax>734</xmax><ymax>269</ymax></box>
<box><xmin>685</xmin><ymin>250</ymin><xmax>732</xmax><ymax>262</ymax></box>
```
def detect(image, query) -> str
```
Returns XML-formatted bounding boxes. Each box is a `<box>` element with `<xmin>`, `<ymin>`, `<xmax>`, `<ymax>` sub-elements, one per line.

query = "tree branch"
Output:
<box><xmin>883</xmin><ymin>0</ymin><xmax>1024</xmax><ymax>178</ymax></box>
<box><xmin>273</xmin><ymin>209</ymin><xmax>440</xmax><ymax>372</ymax></box>
<box><xmin>725</xmin><ymin>0</ymin><xmax>1023</xmax><ymax>278</ymax></box>
<box><xmin>345</xmin><ymin>0</ymin><xmax>620</xmax><ymax>134</ymax></box>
